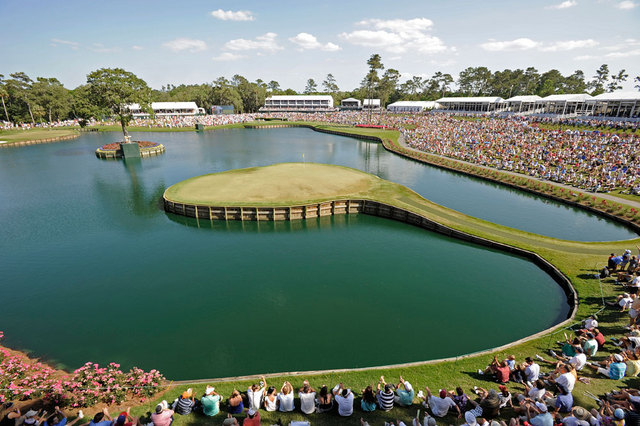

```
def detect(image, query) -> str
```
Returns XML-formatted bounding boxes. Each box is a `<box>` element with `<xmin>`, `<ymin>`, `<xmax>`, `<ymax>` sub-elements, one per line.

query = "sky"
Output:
<box><xmin>1</xmin><ymin>0</ymin><xmax>639</xmax><ymax>92</ymax></box>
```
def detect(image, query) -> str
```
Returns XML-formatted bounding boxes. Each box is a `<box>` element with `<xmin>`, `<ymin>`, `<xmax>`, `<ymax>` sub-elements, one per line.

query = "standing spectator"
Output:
<box><xmin>333</xmin><ymin>383</ymin><xmax>354</xmax><ymax>417</ymax></box>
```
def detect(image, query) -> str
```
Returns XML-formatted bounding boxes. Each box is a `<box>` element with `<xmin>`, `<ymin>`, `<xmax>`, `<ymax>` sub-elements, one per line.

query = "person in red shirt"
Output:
<box><xmin>480</xmin><ymin>356</ymin><xmax>511</xmax><ymax>383</ymax></box>
<box><xmin>242</xmin><ymin>408</ymin><xmax>260</xmax><ymax>426</ymax></box>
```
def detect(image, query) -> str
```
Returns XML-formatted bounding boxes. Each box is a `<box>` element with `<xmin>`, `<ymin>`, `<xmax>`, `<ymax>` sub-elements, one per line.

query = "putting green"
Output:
<box><xmin>164</xmin><ymin>163</ymin><xmax>389</xmax><ymax>206</ymax></box>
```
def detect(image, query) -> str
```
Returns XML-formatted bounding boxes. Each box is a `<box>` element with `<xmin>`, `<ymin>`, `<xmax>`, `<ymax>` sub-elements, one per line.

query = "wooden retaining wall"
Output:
<box><xmin>163</xmin><ymin>196</ymin><xmax>577</xmax><ymax>322</ymax></box>
<box><xmin>0</xmin><ymin>134</ymin><xmax>79</xmax><ymax>148</ymax></box>
<box><xmin>95</xmin><ymin>144</ymin><xmax>166</xmax><ymax>159</ymax></box>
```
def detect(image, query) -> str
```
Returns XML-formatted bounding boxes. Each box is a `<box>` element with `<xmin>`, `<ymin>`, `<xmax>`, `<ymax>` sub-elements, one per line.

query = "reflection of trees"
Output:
<box><xmin>92</xmin><ymin>158</ymin><xmax>166</xmax><ymax>229</ymax></box>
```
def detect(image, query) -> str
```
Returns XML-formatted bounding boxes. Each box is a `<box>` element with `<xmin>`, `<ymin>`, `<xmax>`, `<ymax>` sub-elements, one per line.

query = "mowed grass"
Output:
<box><xmin>164</xmin><ymin>163</ymin><xmax>379</xmax><ymax>206</ymax></box>
<box><xmin>0</xmin><ymin>128</ymin><xmax>79</xmax><ymax>143</ymax></box>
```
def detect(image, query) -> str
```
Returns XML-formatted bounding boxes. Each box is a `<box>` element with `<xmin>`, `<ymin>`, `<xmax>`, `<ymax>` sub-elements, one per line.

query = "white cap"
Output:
<box><xmin>536</xmin><ymin>402</ymin><xmax>548</xmax><ymax>412</ymax></box>
<box><xmin>465</xmin><ymin>411</ymin><xmax>478</xmax><ymax>425</ymax></box>
<box><xmin>403</xmin><ymin>381</ymin><xmax>413</xmax><ymax>392</ymax></box>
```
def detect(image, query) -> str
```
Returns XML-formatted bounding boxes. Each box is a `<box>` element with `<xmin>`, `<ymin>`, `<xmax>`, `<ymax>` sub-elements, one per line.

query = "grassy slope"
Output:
<box><xmin>135</xmin><ymin>121</ymin><xmax>640</xmax><ymax>425</ymax></box>
<box><xmin>0</xmin><ymin>128</ymin><xmax>79</xmax><ymax>143</ymax></box>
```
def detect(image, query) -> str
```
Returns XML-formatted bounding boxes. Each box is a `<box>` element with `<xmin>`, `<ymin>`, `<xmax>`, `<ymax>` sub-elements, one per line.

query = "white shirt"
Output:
<box><xmin>525</xmin><ymin>363</ymin><xmax>540</xmax><ymax>382</ymax></box>
<box><xmin>299</xmin><ymin>391</ymin><xmax>316</xmax><ymax>414</ymax></box>
<box><xmin>277</xmin><ymin>392</ymin><xmax>294</xmax><ymax>412</ymax></box>
<box><xmin>335</xmin><ymin>391</ymin><xmax>354</xmax><ymax>416</ymax></box>
<box><xmin>584</xmin><ymin>318</ymin><xmax>598</xmax><ymax>329</ymax></box>
<box><xmin>428</xmin><ymin>396</ymin><xmax>456</xmax><ymax>417</ymax></box>
<box><xmin>569</xmin><ymin>353</ymin><xmax>587</xmax><ymax>371</ymax></box>
<box><xmin>247</xmin><ymin>387</ymin><xmax>265</xmax><ymax>411</ymax></box>
<box><xmin>555</xmin><ymin>372</ymin><xmax>576</xmax><ymax>393</ymax></box>
<box><xmin>265</xmin><ymin>394</ymin><xmax>277</xmax><ymax>411</ymax></box>
<box><xmin>528</xmin><ymin>387</ymin><xmax>546</xmax><ymax>400</ymax></box>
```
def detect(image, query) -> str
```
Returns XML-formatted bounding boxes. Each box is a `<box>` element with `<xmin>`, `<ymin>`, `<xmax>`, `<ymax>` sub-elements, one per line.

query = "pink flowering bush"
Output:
<box><xmin>0</xmin><ymin>332</ymin><xmax>165</xmax><ymax>408</ymax></box>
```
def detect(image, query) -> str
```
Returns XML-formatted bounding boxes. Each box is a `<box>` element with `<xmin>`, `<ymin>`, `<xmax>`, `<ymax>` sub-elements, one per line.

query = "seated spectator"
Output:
<box><xmin>247</xmin><ymin>376</ymin><xmax>266</xmax><ymax>412</ymax></box>
<box><xmin>553</xmin><ymin>386</ymin><xmax>574</xmax><ymax>414</ymax></box>
<box><xmin>202</xmin><ymin>386</ymin><xmax>223</xmax><ymax>417</ymax></box>
<box><xmin>298</xmin><ymin>380</ymin><xmax>316</xmax><ymax>414</ymax></box>
<box><xmin>333</xmin><ymin>383</ymin><xmax>354</xmax><ymax>416</ymax></box>
<box><xmin>86</xmin><ymin>409</ymin><xmax>113</xmax><ymax>426</ymax></box>
<box><xmin>150</xmin><ymin>401</ymin><xmax>173</xmax><ymax>426</ymax></box>
<box><xmin>581</xmin><ymin>333</ymin><xmax>598</xmax><ymax>357</ymax></box>
<box><xmin>481</xmin><ymin>356</ymin><xmax>511</xmax><ymax>383</ymax></box>
<box><xmin>242</xmin><ymin>408</ymin><xmax>260</xmax><ymax>426</ymax></box>
<box><xmin>561</xmin><ymin>406</ymin><xmax>592</xmax><ymax>426</ymax></box>
<box><xmin>277</xmin><ymin>381</ymin><xmax>294</xmax><ymax>412</ymax></box>
<box><xmin>583</xmin><ymin>315</ymin><xmax>598</xmax><ymax>330</ymax></box>
<box><xmin>497</xmin><ymin>385</ymin><xmax>513</xmax><ymax>409</ymax></box>
<box><xmin>43</xmin><ymin>406</ymin><xmax>83</xmax><ymax>426</ymax></box>
<box><xmin>112</xmin><ymin>409</ymin><xmax>136</xmax><ymax>426</ymax></box>
<box><xmin>21</xmin><ymin>410</ymin><xmax>48</xmax><ymax>426</ymax></box>
<box><xmin>263</xmin><ymin>386</ymin><xmax>277</xmax><ymax>412</ymax></box>
<box><xmin>586</xmin><ymin>353</ymin><xmax>627</xmax><ymax>379</ymax></box>
<box><xmin>526</xmin><ymin>401</ymin><xmax>553</xmax><ymax>426</ymax></box>
<box><xmin>172</xmin><ymin>388</ymin><xmax>196</xmax><ymax>415</ymax></box>
<box><xmin>424</xmin><ymin>386</ymin><xmax>460</xmax><ymax>418</ymax></box>
<box><xmin>228</xmin><ymin>389</ymin><xmax>244</xmax><ymax>415</ymax></box>
<box><xmin>221</xmin><ymin>414</ymin><xmax>239</xmax><ymax>426</ymax></box>
<box><xmin>361</xmin><ymin>385</ymin><xmax>377</xmax><ymax>412</ymax></box>
<box><xmin>377</xmin><ymin>376</ymin><xmax>395</xmax><ymax>411</ymax></box>
<box><xmin>317</xmin><ymin>385</ymin><xmax>334</xmax><ymax>413</ymax></box>
<box><xmin>593</xmin><ymin>328</ymin><xmax>606</xmax><ymax>349</ymax></box>
<box><xmin>523</xmin><ymin>357</ymin><xmax>541</xmax><ymax>385</ymax></box>
<box><xmin>549</xmin><ymin>363</ymin><xmax>576</xmax><ymax>394</ymax></box>
<box><xmin>395</xmin><ymin>376</ymin><xmax>415</xmax><ymax>407</ymax></box>
<box><xmin>451</xmin><ymin>386</ymin><xmax>469</xmax><ymax>412</ymax></box>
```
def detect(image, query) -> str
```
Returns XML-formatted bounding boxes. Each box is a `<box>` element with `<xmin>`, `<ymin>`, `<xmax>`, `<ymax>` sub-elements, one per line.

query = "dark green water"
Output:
<box><xmin>0</xmin><ymin>128</ymin><xmax>623</xmax><ymax>379</ymax></box>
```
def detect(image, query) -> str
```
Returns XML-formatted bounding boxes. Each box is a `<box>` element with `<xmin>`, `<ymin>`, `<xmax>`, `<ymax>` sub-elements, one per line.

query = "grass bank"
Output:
<box><xmin>130</xmin><ymin>121</ymin><xmax>640</xmax><ymax>425</ymax></box>
<box><xmin>0</xmin><ymin>128</ymin><xmax>79</xmax><ymax>144</ymax></box>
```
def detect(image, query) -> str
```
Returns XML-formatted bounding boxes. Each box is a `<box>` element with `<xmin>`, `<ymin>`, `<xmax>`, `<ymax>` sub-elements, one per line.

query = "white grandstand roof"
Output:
<box><xmin>436</xmin><ymin>96</ymin><xmax>503</xmax><ymax>103</ymax></box>
<box><xmin>537</xmin><ymin>94</ymin><xmax>593</xmax><ymax>102</ymax></box>
<box><xmin>267</xmin><ymin>95</ymin><xmax>333</xmax><ymax>101</ymax></box>
<box><xmin>388</xmin><ymin>101</ymin><xmax>437</xmax><ymax>107</ymax></box>
<box><xmin>341</xmin><ymin>97</ymin><xmax>360</xmax><ymax>102</ymax></box>
<box><xmin>363</xmin><ymin>99</ymin><xmax>381</xmax><ymax>106</ymax></box>
<box><xmin>591</xmin><ymin>91</ymin><xmax>640</xmax><ymax>102</ymax></box>
<box><xmin>128</xmin><ymin>102</ymin><xmax>199</xmax><ymax>110</ymax></box>
<box><xmin>505</xmin><ymin>95</ymin><xmax>541</xmax><ymax>102</ymax></box>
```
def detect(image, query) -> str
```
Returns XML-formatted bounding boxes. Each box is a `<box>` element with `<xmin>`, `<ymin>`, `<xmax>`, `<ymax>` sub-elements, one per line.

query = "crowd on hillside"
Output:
<box><xmin>261</xmin><ymin>111</ymin><xmax>640</xmax><ymax>194</ymax></box>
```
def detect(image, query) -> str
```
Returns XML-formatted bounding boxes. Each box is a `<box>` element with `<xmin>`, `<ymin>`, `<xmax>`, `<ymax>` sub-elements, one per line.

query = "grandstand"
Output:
<box><xmin>260</xmin><ymin>95</ymin><xmax>335</xmax><ymax>112</ymax></box>
<box><xmin>387</xmin><ymin>101</ymin><xmax>438</xmax><ymax>113</ymax></box>
<box><xmin>363</xmin><ymin>99</ymin><xmax>381</xmax><ymax>111</ymax></box>
<box><xmin>504</xmin><ymin>95</ymin><xmax>541</xmax><ymax>114</ymax></box>
<box><xmin>127</xmin><ymin>102</ymin><xmax>204</xmax><ymax>117</ymax></box>
<box><xmin>533</xmin><ymin>94</ymin><xmax>593</xmax><ymax>116</ymax></box>
<box><xmin>586</xmin><ymin>91</ymin><xmax>640</xmax><ymax>119</ymax></box>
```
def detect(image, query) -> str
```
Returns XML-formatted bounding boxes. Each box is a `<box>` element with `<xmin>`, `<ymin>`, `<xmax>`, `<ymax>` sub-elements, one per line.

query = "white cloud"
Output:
<box><xmin>89</xmin><ymin>43</ymin><xmax>120</xmax><ymax>53</ymax></box>
<box><xmin>51</xmin><ymin>38</ymin><xmax>80</xmax><ymax>50</ymax></box>
<box><xmin>545</xmin><ymin>0</ymin><xmax>577</xmax><ymax>9</ymax></box>
<box><xmin>480</xmin><ymin>38</ymin><xmax>540</xmax><ymax>51</ymax></box>
<box><xmin>224</xmin><ymin>32</ymin><xmax>282</xmax><ymax>52</ymax></box>
<box><xmin>289</xmin><ymin>33</ymin><xmax>341</xmax><ymax>51</ymax></box>
<box><xmin>212</xmin><ymin>52</ymin><xmax>246</xmax><ymax>61</ymax></box>
<box><xmin>340</xmin><ymin>18</ymin><xmax>450</xmax><ymax>54</ymax></box>
<box><xmin>163</xmin><ymin>38</ymin><xmax>207</xmax><ymax>52</ymax></box>
<box><xmin>132</xmin><ymin>45</ymin><xmax>143</xmax><ymax>51</ymax></box>
<box><xmin>210</xmin><ymin>9</ymin><xmax>255</xmax><ymax>21</ymax></box>
<box><xmin>605</xmin><ymin>49</ymin><xmax>640</xmax><ymax>58</ymax></box>
<box><xmin>540</xmin><ymin>39</ymin><xmax>599</xmax><ymax>51</ymax></box>
<box><xmin>616</xmin><ymin>0</ymin><xmax>637</xmax><ymax>8</ymax></box>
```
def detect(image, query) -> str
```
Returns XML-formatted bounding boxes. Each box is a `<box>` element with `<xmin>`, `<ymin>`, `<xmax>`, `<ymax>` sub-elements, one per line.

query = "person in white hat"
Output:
<box><xmin>525</xmin><ymin>401</ymin><xmax>552</xmax><ymax>426</ymax></box>
<box><xmin>463</xmin><ymin>411</ymin><xmax>478</xmax><ymax>426</ymax></box>
<box><xmin>395</xmin><ymin>376</ymin><xmax>415</xmax><ymax>407</ymax></box>
<box><xmin>586</xmin><ymin>353</ymin><xmax>627</xmax><ymax>379</ymax></box>
<box><xmin>242</xmin><ymin>408</ymin><xmax>260</xmax><ymax>426</ymax></box>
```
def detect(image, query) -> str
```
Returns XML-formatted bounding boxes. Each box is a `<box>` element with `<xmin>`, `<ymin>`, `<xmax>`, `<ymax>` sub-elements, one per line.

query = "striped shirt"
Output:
<box><xmin>377</xmin><ymin>390</ymin><xmax>394</xmax><ymax>411</ymax></box>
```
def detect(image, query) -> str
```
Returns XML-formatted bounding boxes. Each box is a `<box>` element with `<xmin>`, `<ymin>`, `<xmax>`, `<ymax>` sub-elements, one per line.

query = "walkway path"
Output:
<box><xmin>397</xmin><ymin>135</ymin><xmax>640</xmax><ymax>210</ymax></box>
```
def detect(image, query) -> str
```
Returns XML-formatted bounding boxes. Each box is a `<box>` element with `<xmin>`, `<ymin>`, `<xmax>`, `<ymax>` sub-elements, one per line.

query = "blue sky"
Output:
<box><xmin>1</xmin><ymin>0</ymin><xmax>638</xmax><ymax>91</ymax></box>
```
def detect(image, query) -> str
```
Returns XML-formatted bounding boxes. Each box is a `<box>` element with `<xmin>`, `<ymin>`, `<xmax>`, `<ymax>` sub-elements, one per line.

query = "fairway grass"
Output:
<box><xmin>0</xmin><ymin>128</ymin><xmax>79</xmax><ymax>144</ymax></box>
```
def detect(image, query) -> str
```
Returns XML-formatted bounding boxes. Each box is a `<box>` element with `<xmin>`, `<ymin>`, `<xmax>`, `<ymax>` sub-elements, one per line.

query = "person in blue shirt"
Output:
<box><xmin>43</xmin><ymin>406</ymin><xmax>84</xmax><ymax>426</ymax></box>
<box><xmin>586</xmin><ymin>353</ymin><xmax>627</xmax><ymax>379</ymax></box>
<box><xmin>527</xmin><ymin>401</ymin><xmax>553</xmax><ymax>426</ymax></box>
<box><xmin>82</xmin><ymin>408</ymin><xmax>113</xmax><ymax>426</ymax></box>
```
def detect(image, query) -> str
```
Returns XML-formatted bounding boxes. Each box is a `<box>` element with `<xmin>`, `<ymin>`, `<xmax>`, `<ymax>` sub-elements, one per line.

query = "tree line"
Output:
<box><xmin>1</xmin><ymin>55</ymin><xmax>638</xmax><ymax>125</ymax></box>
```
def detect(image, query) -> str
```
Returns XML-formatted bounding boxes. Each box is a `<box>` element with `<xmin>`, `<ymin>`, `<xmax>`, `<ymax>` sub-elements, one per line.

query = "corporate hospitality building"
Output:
<box><xmin>127</xmin><ymin>102</ymin><xmax>204</xmax><ymax>117</ymax></box>
<box><xmin>387</xmin><ymin>101</ymin><xmax>438</xmax><ymax>113</ymax></box>
<box><xmin>260</xmin><ymin>95</ymin><xmax>335</xmax><ymax>112</ymax></box>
